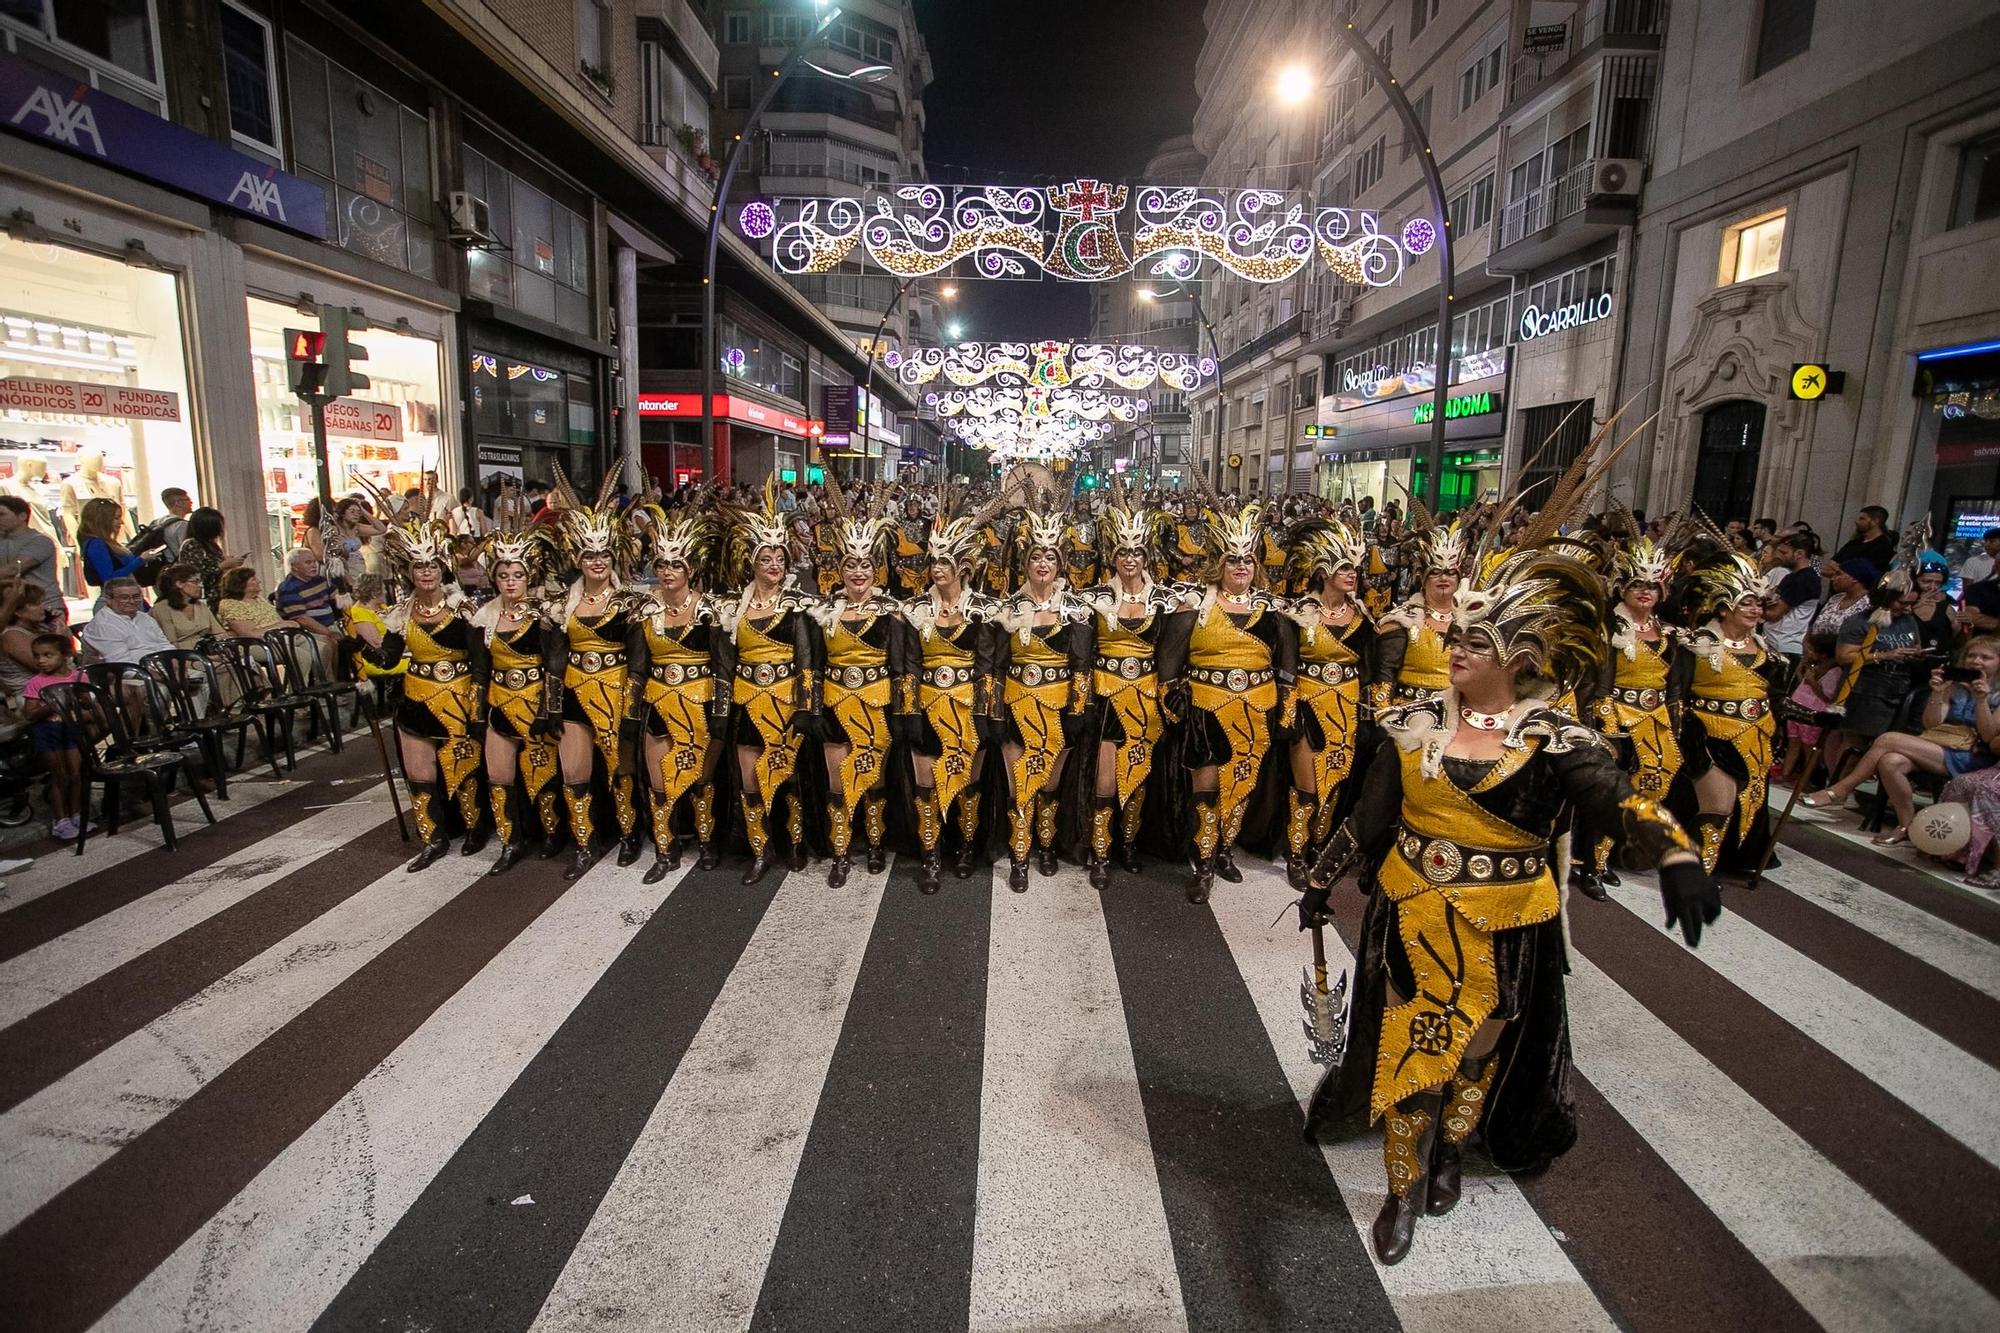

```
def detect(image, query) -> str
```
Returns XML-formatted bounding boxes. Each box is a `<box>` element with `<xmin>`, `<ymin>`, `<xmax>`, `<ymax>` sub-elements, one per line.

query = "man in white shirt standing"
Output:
<box><xmin>446</xmin><ymin>487</ymin><xmax>491</xmax><ymax>539</ymax></box>
<box><xmin>1959</xmin><ymin>528</ymin><xmax>2000</xmax><ymax>587</ymax></box>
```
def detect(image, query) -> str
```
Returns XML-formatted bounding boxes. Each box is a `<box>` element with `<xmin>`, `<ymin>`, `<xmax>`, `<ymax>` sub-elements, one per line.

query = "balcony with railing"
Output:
<box><xmin>1493</xmin><ymin>156</ymin><xmax>1638</xmax><ymax>267</ymax></box>
<box><xmin>1219</xmin><ymin>310</ymin><xmax>1306</xmax><ymax>377</ymax></box>
<box><xmin>1509</xmin><ymin>0</ymin><xmax>1667</xmax><ymax>107</ymax></box>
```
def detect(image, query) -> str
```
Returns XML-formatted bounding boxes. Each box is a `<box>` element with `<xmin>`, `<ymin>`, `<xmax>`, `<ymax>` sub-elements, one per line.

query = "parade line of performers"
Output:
<box><xmin>364</xmin><ymin>454</ymin><xmax>1741</xmax><ymax>1266</ymax></box>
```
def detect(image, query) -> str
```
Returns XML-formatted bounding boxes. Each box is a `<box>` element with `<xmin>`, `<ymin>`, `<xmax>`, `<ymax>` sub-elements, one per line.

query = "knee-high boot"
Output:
<box><xmin>863</xmin><ymin>791</ymin><xmax>888</xmax><ymax>874</ymax></box>
<box><xmin>1118</xmin><ymin>791</ymin><xmax>1146</xmax><ymax>872</ymax></box>
<box><xmin>953</xmin><ymin>790</ymin><xmax>981</xmax><ymax>878</ymax></box>
<box><xmin>1033</xmin><ymin>789</ymin><xmax>1060</xmax><ymax>877</ymax></box>
<box><xmin>914</xmin><ymin>786</ymin><xmax>943</xmax><ymax>894</ymax></box>
<box><xmin>1285</xmin><ymin>786</ymin><xmax>1317</xmax><ymax>889</ymax></box>
<box><xmin>406</xmin><ymin>775</ymin><xmax>452</xmax><ymax>872</ymax></box>
<box><xmin>456</xmin><ymin>770</ymin><xmax>490</xmax><ymax>857</ymax></box>
<box><xmin>1214</xmin><ymin>797</ymin><xmax>1246</xmax><ymax>884</ymax></box>
<box><xmin>643</xmin><ymin>786</ymin><xmax>680</xmax><ymax>883</ymax></box>
<box><xmin>1428</xmin><ymin>1054</ymin><xmax>1497</xmax><ymax>1217</ymax></box>
<box><xmin>1186</xmin><ymin>791</ymin><xmax>1220</xmax><ymax>904</ymax></box>
<box><xmin>488</xmin><ymin>782</ymin><xmax>530</xmax><ymax>876</ymax></box>
<box><xmin>535</xmin><ymin>780</ymin><xmax>567</xmax><ymax>858</ymax></box>
<box><xmin>613</xmin><ymin>771</ymin><xmax>642</xmax><ymax>865</ymax></box>
<box><xmin>827</xmin><ymin>797</ymin><xmax>855</xmax><ymax>888</ymax></box>
<box><xmin>1373</xmin><ymin>1087</ymin><xmax>1444</xmax><ymax>1265</ymax></box>
<box><xmin>741</xmin><ymin>797</ymin><xmax>777</xmax><ymax>885</ymax></box>
<box><xmin>783</xmin><ymin>788</ymin><xmax>808</xmax><ymax>871</ymax></box>
<box><xmin>1693</xmin><ymin>811</ymin><xmax>1728</xmax><ymax>876</ymax></box>
<box><xmin>1005</xmin><ymin>799</ymin><xmax>1033</xmax><ymax>893</ymax></box>
<box><xmin>563</xmin><ymin>781</ymin><xmax>598</xmax><ymax>881</ymax></box>
<box><xmin>692</xmin><ymin>781</ymin><xmax>721</xmax><ymax>870</ymax></box>
<box><xmin>1087</xmin><ymin>795</ymin><xmax>1116</xmax><ymax>891</ymax></box>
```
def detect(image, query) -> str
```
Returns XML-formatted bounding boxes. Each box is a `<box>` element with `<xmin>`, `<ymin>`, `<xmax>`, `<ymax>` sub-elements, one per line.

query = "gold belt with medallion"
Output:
<box><xmin>568</xmin><ymin>649</ymin><xmax>627</xmax><ymax>672</ymax></box>
<box><xmin>1395</xmin><ymin>827</ymin><xmax>1547</xmax><ymax>886</ymax></box>
<box><xmin>648</xmin><ymin>662</ymin><xmax>710</xmax><ymax>684</ymax></box>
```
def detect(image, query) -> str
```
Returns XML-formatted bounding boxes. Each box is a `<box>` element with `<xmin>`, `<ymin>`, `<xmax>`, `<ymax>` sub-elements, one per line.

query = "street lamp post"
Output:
<box><xmin>1138</xmin><ymin>284</ymin><xmax>1225</xmax><ymax>486</ymax></box>
<box><xmin>1283</xmin><ymin>22</ymin><xmax>1455</xmax><ymax>511</ymax></box>
<box><xmin>701</xmin><ymin>5</ymin><xmax>890</xmax><ymax>485</ymax></box>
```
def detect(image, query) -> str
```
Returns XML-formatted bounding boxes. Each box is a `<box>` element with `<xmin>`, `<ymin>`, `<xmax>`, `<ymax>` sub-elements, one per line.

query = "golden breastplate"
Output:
<box><xmin>407</xmin><ymin>616</ymin><xmax>464</xmax><ymax>665</ymax></box>
<box><xmin>1613</xmin><ymin>638</ymin><xmax>1671</xmax><ymax>690</ymax></box>
<box><xmin>1190</xmin><ymin>608</ymin><xmax>1271</xmax><ymax>671</ymax></box>
<box><xmin>1014</xmin><ymin>628</ymin><xmax>1069</xmax><ymax>667</ymax></box>
<box><xmin>737</xmin><ymin>614</ymin><xmax>790</xmax><ymax>665</ymax></box>
<box><xmin>1400</xmin><ymin>621</ymin><xmax>1451</xmax><ymax>689</ymax></box>
<box><xmin>922</xmin><ymin>623</ymin><xmax>976</xmax><ymax>667</ymax></box>
<box><xmin>1693</xmin><ymin>648</ymin><xmax>1767</xmax><ymax>701</ymax></box>
<box><xmin>489</xmin><ymin>625</ymin><xmax>538</xmax><ymax>670</ymax></box>
<box><xmin>567</xmin><ymin>614</ymin><xmax>622</xmax><ymax>654</ymax></box>
<box><xmin>1097</xmin><ymin>617</ymin><xmax>1152</xmax><ymax>658</ymax></box>
<box><xmin>827</xmin><ymin>618</ymin><xmax>887</xmax><ymax>669</ymax></box>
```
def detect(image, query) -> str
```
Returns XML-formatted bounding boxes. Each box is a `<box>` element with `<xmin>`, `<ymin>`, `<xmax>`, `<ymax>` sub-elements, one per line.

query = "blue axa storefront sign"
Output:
<box><xmin>0</xmin><ymin>51</ymin><xmax>327</xmax><ymax>239</ymax></box>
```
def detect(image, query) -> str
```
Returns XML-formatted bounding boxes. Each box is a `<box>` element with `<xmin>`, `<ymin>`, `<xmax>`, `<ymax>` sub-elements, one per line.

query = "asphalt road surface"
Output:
<box><xmin>0</xmin><ymin>742</ymin><xmax>1995</xmax><ymax>1332</ymax></box>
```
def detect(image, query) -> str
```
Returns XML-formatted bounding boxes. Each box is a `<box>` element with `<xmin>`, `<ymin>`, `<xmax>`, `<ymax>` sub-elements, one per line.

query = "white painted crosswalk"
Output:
<box><xmin>1</xmin><ymin>785</ymin><xmax>1995</xmax><ymax>1333</ymax></box>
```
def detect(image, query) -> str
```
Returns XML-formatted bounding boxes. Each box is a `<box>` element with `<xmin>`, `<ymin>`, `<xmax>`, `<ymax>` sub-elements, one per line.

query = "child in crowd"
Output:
<box><xmin>23</xmin><ymin>631</ymin><xmax>85</xmax><ymax>839</ymax></box>
<box><xmin>1779</xmin><ymin>629</ymin><xmax>1843</xmax><ymax>788</ymax></box>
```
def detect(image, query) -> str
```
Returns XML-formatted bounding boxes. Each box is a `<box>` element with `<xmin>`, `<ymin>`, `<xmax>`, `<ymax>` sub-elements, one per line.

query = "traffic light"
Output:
<box><xmin>1080</xmin><ymin>473</ymin><xmax>1098</xmax><ymax>489</ymax></box>
<box><xmin>320</xmin><ymin>306</ymin><xmax>370</xmax><ymax>398</ymax></box>
<box><xmin>284</xmin><ymin>327</ymin><xmax>328</xmax><ymax>396</ymax></box>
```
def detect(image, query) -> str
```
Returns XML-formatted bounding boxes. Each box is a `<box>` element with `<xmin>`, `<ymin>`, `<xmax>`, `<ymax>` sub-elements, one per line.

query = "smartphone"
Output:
<box><xmin>1943</xmin><ymin>666</ymin><xmax>1982</xmax><ymax>682</ymax></box>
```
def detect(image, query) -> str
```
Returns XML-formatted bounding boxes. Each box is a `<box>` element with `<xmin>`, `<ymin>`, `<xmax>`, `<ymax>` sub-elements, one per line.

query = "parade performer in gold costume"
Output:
<box><xmin>473</xmin><ymin>493</ymin><xmax>561</xmax><ymax>875</ymax></box>
<box><xmin>371</xmin><ymin>499</ymin><xmax>486</xmax><ymax>871</ymax></box>
<box><xmin>541</xmin><ymin>470</ymin><xmax>640</xmax><ymax>881</ymax></box>
<box><xmin>1373</xmin><ymin>517</ymin><xmax>1466</xmax><ymax>707</ymax></box>
<box><xmin>724</xmin><ymin>484</ymin><xmax>820</xmax><ymax>885</ymax></box>
<box><xmin>996</xmin><ymin>501</ymin><xmax>1095</xmax><ymax>893</ymax></box>
<box><xmin>1302</xmin><ymin>539</ymin><xmax>1719</xmax><ymax>1266</ymax></box>
<box><xmin>1281</xmin><ymin>516</ymin><xmax>1375</xmax><ymax>888</ymax></box>
<box><xmin>625</xmin><ymin>502</ymin><xmax>731</xmax><ymax>884</ymax></box>
<box><xmin>1080</xmin><ymin>490</ymin><xmax>1193</xmax><ymax>890</ymax></box>
<box><xmin>806</xmin><ymin>482</ymin><xmax>917</xmax><ymax>888</ymax></box>
<box><xmin>1160</xmin><ymin>499</ymin><xmax>1294</xmax><ymax>905</ymax></box>
<box><xmin>1676</xmin><ymin>546</ymin><xmax>1782</xmax><ymax>874</ymax></box>
<box><xmin>906</xmin><ymin>488</ymin><xmax>1005</xmax><ymax>893</ymax></box>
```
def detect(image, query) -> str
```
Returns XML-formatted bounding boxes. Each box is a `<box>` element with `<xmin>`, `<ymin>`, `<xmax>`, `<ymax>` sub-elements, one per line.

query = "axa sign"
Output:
<box><xmin>1519</xmin><ymin>293</ymin><xmax>1614</xmax><ymax>341</ymax></box>
<box><xmin>10</xmin><ymin>85</ymin><xmax>103</xmax><ymax>154</ymax></box>
<box><xmin>0</xmin><ymin>51</ymin><xmax>326</xmax><ymax>239</ymax></box>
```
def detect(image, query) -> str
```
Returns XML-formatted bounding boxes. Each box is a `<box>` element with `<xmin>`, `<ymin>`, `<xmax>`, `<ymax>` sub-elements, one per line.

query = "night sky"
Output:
<box><xmin>911</xmin><ymin>0</ymin><xmax>1207</xmax><ymax>340</ymax></box>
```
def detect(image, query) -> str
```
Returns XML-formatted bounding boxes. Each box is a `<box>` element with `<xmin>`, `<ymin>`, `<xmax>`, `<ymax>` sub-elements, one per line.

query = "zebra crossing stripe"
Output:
<box><xmin>1601</xmin><ymin>876</ymin><xmax>2000</xmax><ymax>1163</ymax></box>
<box><xmin>90</xmin><ymin>855</ymin><xmax>695</xmax><ymax>1333</ymax></box>
<box><xmin>968</xmin><ymin>863</ymin><xmax>1189</xmax><ymax>1332</ymax></box>
<box><xmin>0</xmin><ymin>785</ymin><xmax>385</xmax><ymax>1030</ymax></box>
<box><xmin>1101</xmin><ymin>863</ymin><xmax>1405</xmax><ymax>1331</ymax></box>
<box><xmin>1207</xmin><ymin>859</ymin><xmax>1617</xmax><ymax>1333</ymax></box>
<box><xmin>531</xmin><ymin>861</ymin><xmax>893</xmax><ymax>1332</ymax></box>
<box><xmin>1565</xmin><ymin>949</ymin><xmax>2000</xmax><ymax>1329</ymax></box>
<box><xmin>1760</xmin><ymin>853</ymin><xmax>2000</xmax><ymax>1002</ymax></box>
<box><xmin>750</xmin><ymin>858</ymin><xmax>990</xmax><ymax>1332</ymax></box>
<box><xmin>311</xmin><ymin>858</ymin><xmax>786</xmax><ymax>1332</ymax></box>
<box><xmin>0</xmin><ymin>833</ymin><xmax>467</xmax><ymax>1232</ymax></box>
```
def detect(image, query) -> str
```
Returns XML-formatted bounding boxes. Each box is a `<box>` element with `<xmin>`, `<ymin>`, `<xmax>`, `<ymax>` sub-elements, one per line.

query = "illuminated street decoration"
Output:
<box><xmin>763</xmin><ymin>182</ymin><xmax>1414</xmax><ymax>287</ymax></box>
<box><xmin>896</xmin><ymin>340</ymin><xmax>1216</xmax><ymax>391</ymax></box>
<box><xmin>925</xmin><ymin>385</ymin><xmax>1149</xmax><ymax>422</ymax></box>
<box><xmin>737</xmin><ymin>200</ymin><xmax>776</xmax><ymax>240</ymax></box>
<box><xmin>1401</xmin><ymin>216</ymin><xmax>1436</xmax><ymax>256</ymax></box>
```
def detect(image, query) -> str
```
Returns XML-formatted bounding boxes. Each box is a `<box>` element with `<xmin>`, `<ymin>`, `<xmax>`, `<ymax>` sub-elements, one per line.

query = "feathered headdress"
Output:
<box><xmin>481</xmin><ymin>483</ymin><xmax>556</xmax><ymax>586</ymax></box>
<box><xmin>551</xmin><ymin>463</ymin><xmax>635</xmax><ymax>570</ymax></box>
<box><xmin>721</xmin><ymin>475</ymin><xmax>793</xmax><ymax>584</ymax></box>
<box><xmin>1098</xmin><ymin>475</ymin><xmax>1159</xmax><ymax>562</ymax></box>
<box><xmin>1451</xmin><ymin>545</ymin><xmax>1609</xmax><ymax>690</ymax></box>
<box><xmin>352</xmin><ymin>474</ymin><xmax>450</xmax><ymax>580</ymax></box>
<box><xmin>1019</xmin><ymin>484</ymin><xmax>1069</xmax><ymax>555</ymax></box>
<box><xmin>929</xmin><ymin>479</ymin><xmax>1008</xmax><ymax>567</ymax></box>
<box><xmin>634</xmin><ymin>499</ymin><xmax>716</xmax><ymax>574</ymax></box>
<box><xmin>1206</xmin><ymin>499</ymin><xmax>1263</xmax><ymax>564</ymax></box>
<box><xmin>1415</xmin><ymin>518</ymin><xmax>1469</xmax><ymax>575</ymax></box>
<box><xmin>1679</xmin><ymin>510</ymin><xmax>1767</xmax><ymax>620</ymax></box>
<box><xmin>821</xmin><ymin>471</ymin><xmax>892</xmax><ymax>566</ymax></box>
<box><xmin>1287</xmin><ymin>515</ymin><xmax>1369</xmax><ymax>583</ymax></box>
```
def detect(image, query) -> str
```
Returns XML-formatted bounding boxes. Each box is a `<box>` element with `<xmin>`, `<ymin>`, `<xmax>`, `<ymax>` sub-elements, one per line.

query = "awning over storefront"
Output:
<box><xmin>636</xmin><ymin>392</ymin><xmax>823</xmax><ymax>440</ymax></box>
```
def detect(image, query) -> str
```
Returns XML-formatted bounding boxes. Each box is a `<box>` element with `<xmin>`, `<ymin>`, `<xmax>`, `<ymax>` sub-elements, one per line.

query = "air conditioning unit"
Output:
<box><xmin>1588</xmin><ymin>158</ymin><xmax>1644</xmax><ymax>201</ymax></box>
<box><xmin>447</xmin><ymin>191</ymin><xmax>500</xmax><ymax>246</ymax></box>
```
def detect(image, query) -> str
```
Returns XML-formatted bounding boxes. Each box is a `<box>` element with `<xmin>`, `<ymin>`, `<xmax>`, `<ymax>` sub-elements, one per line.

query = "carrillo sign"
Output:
<box><xmin>1519</xmin><ymin>292</ymin><xmax>1613</xmax><ymax>341</ymax></box>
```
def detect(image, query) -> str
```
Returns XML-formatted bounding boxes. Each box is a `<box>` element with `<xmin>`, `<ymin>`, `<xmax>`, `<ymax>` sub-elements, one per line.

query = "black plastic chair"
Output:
<box><xmin>266</xmin><ymin>625</ymin><xmax>362</xmax><ymax>754</ymax></box>
<box><xmin>215</xmin><ymin>636</ymin><xmax>314</xmax><ymax>773</ymax></box>
<box><xmin>142</xmin><ymin>648</ymin><xmax>280</xmax><ymax>796</ymax></box>
<box><xmin>39</xmin><ymin>680</ymin><xmax>214</xmax><ymax>855</ymax></box>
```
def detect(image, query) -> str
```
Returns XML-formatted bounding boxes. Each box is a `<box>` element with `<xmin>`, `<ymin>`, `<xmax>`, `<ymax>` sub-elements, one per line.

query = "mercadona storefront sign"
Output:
<box><xmin>1411</xmin><ymin>391</ymin><xmax>1499</xmax><ymax>425</ymax></box>
<box><xmin>1518</xmin><ymin>292</ymin><xmax>1613</xmax><ymax>341</ymax></box>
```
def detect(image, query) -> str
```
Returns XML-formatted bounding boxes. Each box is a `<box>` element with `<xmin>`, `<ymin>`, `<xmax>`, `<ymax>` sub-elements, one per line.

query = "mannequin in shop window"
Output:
<box><xmin>59</xmin><ymin>451</ymin><xmax>126</xmax><ymax>548</ymax></box>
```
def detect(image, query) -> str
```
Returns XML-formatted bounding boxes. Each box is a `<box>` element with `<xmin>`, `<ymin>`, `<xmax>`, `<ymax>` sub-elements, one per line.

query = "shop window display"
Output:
<box><xmin>0</xmin><ymin>234</ymin><xmax>196</xmax><ymax>618</ymax></box>
<box><xmin>247</xmin><ymin>297</ymin><xmax>443</xmax><ymax>558</ymax></box>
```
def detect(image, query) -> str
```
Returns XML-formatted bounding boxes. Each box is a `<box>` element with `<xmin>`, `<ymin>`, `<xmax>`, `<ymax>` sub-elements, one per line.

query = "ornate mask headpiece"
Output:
<box><xmin>821</xmin><ymin>472</ymin><xmax>891</xmax><ymax>568</ymax></box>
<box><xmin>1450</xmin><ymin>547</ymin><xmax>1608</xmax><ymax>688</ymax></box>
<box><xmin>637</xmin><ymin>500</ymin><xmax>714</xmax><ymax>573</ymax></box>
<box><xmin>1207</xmin><ymin>500</ymin><xmax>1263</xmax><ymax>563</ymax></box>
<box><xmin>551</xmin><ymin>463</ymin><xmax>631</xmax><ymax>568</ymax></box>
<box><xmin>1614</xmin><ymin>535</ymin><xmax>1672</xmax><ymax>588</ymax></box>
<box><xmin>1417</xmin><ymin>518</ymin><xmax>1469</xmax><ymax>575</ymax></box>
<box><xmin>1288</xmin><ymin>516</ymin><xmax>1368</xmax><ymax>581</ymax></box>
<box><xmin>482</xmin><ymin>485</ymin><xmax>554</xmax><ymax>585</ymax></box>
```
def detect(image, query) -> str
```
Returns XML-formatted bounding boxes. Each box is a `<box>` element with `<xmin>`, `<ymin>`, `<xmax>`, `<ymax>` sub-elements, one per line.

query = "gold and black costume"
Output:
<box><xmin>728</xmin><ymin>587</ymin><xmax>820</xmax><ymax>881</ymax></box>
<box><xmin>907</xmin><ymin>587</ymin><xmax>1004</xmax><ymax>885</ymax></box>
<box><xmin>543</xmin><ymin>591</ymin><xmax>640</xmax><ymax>867</ymax></box>
<box><xmin>478</xmin><ymin>604</ymin><xmax>561</xmax><ymax>860</ymax></box>
<box><xmin>390</xmin><ymin>600</ymin><xmax>487</xmax><ymax>862</ymax></box>
<box><xmin>1678</xmin><ymin>624</ymin><xmax>1780</xmax><ymax>873</ymax></box>
<box><xmin>996</xmin><ymin>584</ymin><xmax>1095</xmax><ymax>889</ymax></box>
<box><xmin>1081</xmin><ymin>577</ymin><xmax>1190</xmax><ymax>885</ymax></box>
<box><xmin>1284</xmin><ymin>592</ymin><xmax>1374</xmax><ymax>883</ymax></box>
<box><xmin>627</xmin><ymin>592</ymin><xmax>732</xmax><ymax>878</ymax></box>
<box><xmin>807</xmin><ymin>589</ymin><xmax>918</xmax><ymax>882</ymax></box>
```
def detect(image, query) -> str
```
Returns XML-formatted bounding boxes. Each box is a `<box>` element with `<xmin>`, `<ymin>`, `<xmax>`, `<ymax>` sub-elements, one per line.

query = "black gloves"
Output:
<box><xmin>618</xmin><ymin>716</ymin><xmax>643</xmax><ymax>747</ymax></box>
<box><xmin>1059</xmin><ymin>712</ymin><xmax>1084</xmax><ymax>747</ymax></box>
<box><xmin>974</xmin><ymin>713</ymin><xmax>1002</xmax><ymax>748</ymax></box>
<box><xmin>1298</xmin><ymin>884</ymin><xmax>1331</xmax><ymax>931</ymax></box>
<box><xmin>530</xmin><ymin>712</ymin><xmax>563</xmax><ymax>741</ymax></box>
<box><xmin>1658</xmin><ymin>858</ymin><xmax>1722</xmax><ymax>948</ymax></box>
